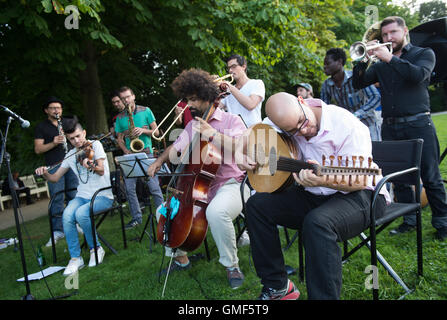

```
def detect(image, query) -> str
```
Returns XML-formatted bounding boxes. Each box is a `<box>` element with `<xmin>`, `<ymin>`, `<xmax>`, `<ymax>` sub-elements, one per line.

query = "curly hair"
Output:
<box><xmin>326</xmin><ymin>48</ymin><xmax>347</xmax><ymax>66</ymax></box>
<box><xmin>170</xmin><ymin>68</ymin><xmax>220</xmax><ymax>103</ymax></box>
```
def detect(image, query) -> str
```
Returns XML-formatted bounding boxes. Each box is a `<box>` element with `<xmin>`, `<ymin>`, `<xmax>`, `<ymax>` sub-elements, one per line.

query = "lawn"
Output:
<box><xmin>1</xmin><ymin>114</ymin><xmax>447</xmax><ymax>302</ymax></box>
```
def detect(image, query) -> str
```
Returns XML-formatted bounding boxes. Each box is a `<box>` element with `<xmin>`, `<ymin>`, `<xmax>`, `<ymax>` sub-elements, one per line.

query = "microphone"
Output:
<box><xmin>0</xmin><ymin>105</ymin><xmax>30</xmax><ymax>128</ymax></box>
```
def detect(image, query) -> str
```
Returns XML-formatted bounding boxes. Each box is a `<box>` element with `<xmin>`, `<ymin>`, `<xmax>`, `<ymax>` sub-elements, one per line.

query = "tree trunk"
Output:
<box><xmin>79</xmin><ymin>40</ymin><xmax>108</xmax><ymax>135</ymax></box>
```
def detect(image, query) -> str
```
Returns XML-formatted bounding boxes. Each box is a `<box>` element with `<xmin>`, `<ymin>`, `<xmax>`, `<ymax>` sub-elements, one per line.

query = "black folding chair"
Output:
<box><xmin>89</xmin><ymin>170</ymin><xmax>128</xmax><ymax>266</ymax></box>
<box><xmin>342</xmin><ymin>139</ymin><xmax>424</xmax><ymax>300</ymax></box>
<box><xmin>48</xmin><ymin>188</ymin><xmax>77</xmax><ymax>263</ymax></box>
<box><xmin>48</xmin><ymin>170</ymin><xmax>127</xmax><ymax>264</ymax></box>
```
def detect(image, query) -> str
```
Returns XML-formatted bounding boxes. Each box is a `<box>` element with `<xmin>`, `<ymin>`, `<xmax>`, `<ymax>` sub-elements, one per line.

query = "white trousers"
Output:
<box><xmin>156</xmin><ymin>178</ymin><xmax>250</xmax><ymax>268</ymax></box>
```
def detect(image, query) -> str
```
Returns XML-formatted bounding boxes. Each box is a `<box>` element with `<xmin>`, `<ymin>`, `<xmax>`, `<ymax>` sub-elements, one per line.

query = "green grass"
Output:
<box><xmin>1</xmin><ymin>114</ymin><xmax>447</xmax><ymax>301</ymax></box>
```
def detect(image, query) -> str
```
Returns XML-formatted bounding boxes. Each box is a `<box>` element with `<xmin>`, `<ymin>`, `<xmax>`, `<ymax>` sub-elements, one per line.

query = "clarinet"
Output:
<box><xmin>55</xmin><ymin>113</ymin><xmax>68</xmax><ymax>154</ymax></box>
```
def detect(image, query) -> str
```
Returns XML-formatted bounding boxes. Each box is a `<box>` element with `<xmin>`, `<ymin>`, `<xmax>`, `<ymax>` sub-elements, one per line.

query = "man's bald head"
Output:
<box><xmin>266</xmin><ymin>92</ymin><xmax>301</xmax><ymax>131</ymax></box>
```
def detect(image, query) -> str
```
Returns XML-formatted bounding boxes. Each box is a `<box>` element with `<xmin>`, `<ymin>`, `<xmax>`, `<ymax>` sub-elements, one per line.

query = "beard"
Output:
<box><xmin>392</xmin><ymin>37</ymin><xmax>405</xmax><ymax>52</ymax></box>
<box><xmin>189</xmin><ymin>108</ymin><xmax>204</xmax><ymax>118</ymax></box>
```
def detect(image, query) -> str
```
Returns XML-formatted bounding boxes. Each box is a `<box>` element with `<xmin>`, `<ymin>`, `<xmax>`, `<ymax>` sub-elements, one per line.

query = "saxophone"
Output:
<box><xmin>126</xmin><ymin>103</ymin><xmax>145</xmax><ymax>153</ymax></box>
<box><xmin>55</xmin><ymin>113</ymin><xmax>68</xmax><ymax>154</ymax></box>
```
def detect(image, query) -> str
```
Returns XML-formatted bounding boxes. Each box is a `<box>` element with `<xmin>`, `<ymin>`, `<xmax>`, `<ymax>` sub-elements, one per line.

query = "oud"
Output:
<box><xmin>245</xmin><ymin>124</ymin><xmax>381</xmax><ymax>193</ymax></box>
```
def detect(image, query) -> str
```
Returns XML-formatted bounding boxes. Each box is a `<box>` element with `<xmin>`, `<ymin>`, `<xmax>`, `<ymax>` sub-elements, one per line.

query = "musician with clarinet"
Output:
<box><xmin>147</xmin><ymin>69</ymin><xmax>251</xmax><ymax>289</ymax></box>
<box><xmin>238</xmin><ymin>93</ymin><xmax>390</xmax><ymax>299</ymax></box>
<box><xmin>35</xmin><ymin>118</ymin><xmax>113</xmax><ymax>276</ymax></box>
<box><xmin>352</xmin><ymin>16</ymin><xmax>447</xmax><ymax>240</ymax></box>
<box><xmin>34</xmin><ymin>96</ymin><xmax>79</xmax><ymax>247</ymax></box>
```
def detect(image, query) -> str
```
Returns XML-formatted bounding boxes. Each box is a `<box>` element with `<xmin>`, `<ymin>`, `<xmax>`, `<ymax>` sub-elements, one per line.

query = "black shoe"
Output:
<box><xmin>257</xmin><ymin>279</ymin><xmax>300</xmax><ymax>300</ymax></box>
<box><xmin>125</xmin><ymin>219</ymin><xmax>142</xmax><ymax>230</ymax></box>
<box><xmin>435</xmin><ymin>227</ymin><xmax>447</xmax><ymax>241</ymax></box>
<box><xmin>160</xmin><ymin>260</ymin><xmax>191</xmax><ymax>275</ymax></box>
<box><xmin>389</xmin><ymin>223</ymin><xmax>416</xmax><ymax>236</ymax></box>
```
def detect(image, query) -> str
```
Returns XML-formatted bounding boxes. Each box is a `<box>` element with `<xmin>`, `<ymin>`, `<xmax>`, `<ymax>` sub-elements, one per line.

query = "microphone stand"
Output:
<box><xmin>0</xmin><ymin>117</ymin><xmax>34</xmax><ymax>300</ymax></box>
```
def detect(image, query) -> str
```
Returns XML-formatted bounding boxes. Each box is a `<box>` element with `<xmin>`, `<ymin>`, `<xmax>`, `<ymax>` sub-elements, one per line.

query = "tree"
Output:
<box><xmin>0</xmin><ymin>0</ymin><xmax>349</xmax><ymax>174</ymax></box>
<box><xmin>419</xmin><ymin>0</ymin><xmax>447</xmax><ymax>23</ymax></box>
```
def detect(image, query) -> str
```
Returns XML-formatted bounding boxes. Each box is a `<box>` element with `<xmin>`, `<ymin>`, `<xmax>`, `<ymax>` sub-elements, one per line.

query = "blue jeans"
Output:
<box><xmin>62</xmin><ymin>196</ymin><xmax>113</xmax><ymax>258</ymax></box>
<box><xmin>48</xmin><ymin>166</ymin><xmax>78</xmax><ymax>232</ymax></box>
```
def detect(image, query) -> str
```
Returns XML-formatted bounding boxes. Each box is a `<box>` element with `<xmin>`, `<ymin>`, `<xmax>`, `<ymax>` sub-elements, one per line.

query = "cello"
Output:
<box><xmin>156</xmin><ymin>89</ymin><xmax>228</xmax><ymax>252</ymax></box>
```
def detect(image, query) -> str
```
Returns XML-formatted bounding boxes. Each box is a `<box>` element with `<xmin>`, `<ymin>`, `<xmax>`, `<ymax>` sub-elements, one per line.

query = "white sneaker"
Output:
<box><xmin>45</xmin><ymin>231</ymin><xmax>65</xmax><ymax>247</ymax></box>
<box><xmin>63</xmin><ymin>257</ymin><xmax>84</xmax><ymax>276</ymax></box>
<box><xmin>76</xmin><ymin>224</ymin><xmax>84</xmax><ymax>234</ymax></box>
<box><xmin>88</xmin><ymin>246</ymin><xmax>105</xmax><ymax>267</ymax></box>
<box><xmin>237</xmin><ymin>230</ymin><xmax>250</xmax><ymax>247</ymax></box>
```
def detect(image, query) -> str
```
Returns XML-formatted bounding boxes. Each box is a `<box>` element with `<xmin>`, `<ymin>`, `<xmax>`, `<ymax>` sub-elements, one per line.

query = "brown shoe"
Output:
<box><xmin>227</xmin><ymin>267</ymin><xmax>244</xmax><ymax>289</ymax></box>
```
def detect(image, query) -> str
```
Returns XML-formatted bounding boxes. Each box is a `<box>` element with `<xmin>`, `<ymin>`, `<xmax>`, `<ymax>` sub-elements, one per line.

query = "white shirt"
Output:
<box><xmin>61</xmin><ymin>140</ymin><xmax>114</xmax><ymax>200</ymax></box>
<box><xmin>263</xmin><ymin>98</ymin><xmax>390</xmax><ymax>202</ymax></box>
<box><xmin>222</xmin><ymin>79</ymin><xmax>265</xmax><ymax>128</ymax></box>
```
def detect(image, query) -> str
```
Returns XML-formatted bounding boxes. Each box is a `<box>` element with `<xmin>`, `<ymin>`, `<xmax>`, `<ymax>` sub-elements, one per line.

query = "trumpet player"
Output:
<box><xmin>353</xmin><ymin>16</ymin><xmax>447</xmax><ymax>241</ymax></box>
<box><xmin>219</xmin><ymin>54</ymin><xmax>265</xmax><ymax>128</ymax></box>
<box><xmin>34</xmin><ymin>96</ymin><xmax>79</xmax><ymax>247</ymax></box>
<box><xmin>114</xmin><ymin>86</ymin><xmax>164</xmax><ymax>229</ymax></box>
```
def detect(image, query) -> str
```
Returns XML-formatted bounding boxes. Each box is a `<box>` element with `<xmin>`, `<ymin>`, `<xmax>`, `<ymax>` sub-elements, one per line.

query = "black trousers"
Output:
<box><xmin>245</xmin><ymin>184</ymin><xmax>386</xmax><ymax>300</ymax></box>
<box><xmin>382</xmin><ymin>116</ymin><xmax>447</xmax><ymax>229</ymax></box>
<box><xmin>10</xmin><ymin>187</ymin><xmax>33</xmax><ymax>205</ymax></box>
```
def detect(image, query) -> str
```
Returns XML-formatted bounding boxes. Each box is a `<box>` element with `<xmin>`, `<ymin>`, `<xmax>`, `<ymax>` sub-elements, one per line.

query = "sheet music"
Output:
<box><xmin>116</xmin><ymin>153</ymin><xmax>170</xmax><ymax>178</ymax></box>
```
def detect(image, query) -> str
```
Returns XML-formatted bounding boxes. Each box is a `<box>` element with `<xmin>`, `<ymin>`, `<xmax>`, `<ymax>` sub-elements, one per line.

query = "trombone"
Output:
<box><xmin>152</xmin><ymin>100</ymin><xmax>188</xmax><ymax>142</ymax></box>
<box><xmin>151</xmin><ymin>74</ymin><xmax>234</xmax><ymax>142</ymax></box>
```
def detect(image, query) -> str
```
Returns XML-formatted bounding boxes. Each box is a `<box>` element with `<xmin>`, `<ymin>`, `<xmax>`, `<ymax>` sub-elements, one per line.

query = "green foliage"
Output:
<box><xmin>1</xmin><ymin>111</ymin><xmax>447</xmax><ymax>301</ymax></box>
<box><xmin>419</xmin><ymin>0</ymin><xmax>447</xmax><ymax>23</ymax></box>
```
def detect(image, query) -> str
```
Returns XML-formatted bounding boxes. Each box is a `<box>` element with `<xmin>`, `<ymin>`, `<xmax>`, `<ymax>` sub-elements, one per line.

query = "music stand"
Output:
<box><xmin>116</xmin><ymin>153</ymin><xmax>169</xmax><ymax>251</ymax></box>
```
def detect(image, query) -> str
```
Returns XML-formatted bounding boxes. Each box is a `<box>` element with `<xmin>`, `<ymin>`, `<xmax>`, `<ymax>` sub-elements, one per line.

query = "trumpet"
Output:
<box><xmin>350</xmin><ymin>41</ymin><xmax>393</xmax><ymax>63</ymax></box>
<box><xmin>152</xmin><ymin>100</ymin><xmax>189</xmax><ymax>142</ymax></box>
<box><xmin>213</xmin><ymin>74</ymin><xmax>234</xmax><ymax>84</ymax></box>
<box><xmin>213</xmin><ymin>74</ymin><xmax>234</xmax><ymax>92</ymax></box>
<box><xmin>152</xmin><ymin>74</ymin><xmax>235</xmax><ymax>142</ymax></box>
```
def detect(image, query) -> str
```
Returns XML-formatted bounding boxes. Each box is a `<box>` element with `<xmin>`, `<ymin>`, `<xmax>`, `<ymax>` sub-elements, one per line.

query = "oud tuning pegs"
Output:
<box><xmin>329</xmin><ymin>155</ymin><xmax>335</xmax><ymax>166</ymax></box>
<box><xmin>322</xmin><ymin>155</ymin><xmax>326</xmax><ymax>166</ymax></box>
<box><xmin>337</xmin><ymin>156</ymin><xmax>346</xmax><ymax>185</ymax></box>
<box><xmin>369</xmin><ymin>157</ymin><xmax>376</xmax><ymax>186</ymax></box>
<box><xmin>352</xmin><ymin>156</ymin><xmax>360</xmax><ymax>184</ymax></box>
<box><xmin>346</xmin><ymin>156</ymin><xmax>352</xmax><ymax>186</ymax></box>
<box><xmin>359</xmin><ymin>156</ymin><xmax>367</xmax><ymax>186</ymax></box>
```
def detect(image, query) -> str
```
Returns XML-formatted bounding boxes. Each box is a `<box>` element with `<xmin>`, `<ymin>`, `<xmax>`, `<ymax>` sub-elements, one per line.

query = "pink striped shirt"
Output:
<box><xmin>265</xmin><ymin>98</ymin><xmax>390</xmax><ymax>202</ymax></box>
<box><xmin>173</xmin><ymin>108</ymin><xmax>246</xmax><ymax>201</ymax></box>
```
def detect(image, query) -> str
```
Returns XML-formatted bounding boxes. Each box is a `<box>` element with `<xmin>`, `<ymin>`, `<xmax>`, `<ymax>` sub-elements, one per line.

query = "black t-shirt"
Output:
<box><xmin>34</xmin><ymin>118</ymin><xmax>72</xmax><ymax>166</ymax></box>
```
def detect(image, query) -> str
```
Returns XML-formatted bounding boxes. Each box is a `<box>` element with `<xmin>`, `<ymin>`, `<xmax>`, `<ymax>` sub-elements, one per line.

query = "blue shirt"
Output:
<box><xmin>321</xmin><ymin>70</ymin><xmax>381</xmax><ymax>129</ymax></box>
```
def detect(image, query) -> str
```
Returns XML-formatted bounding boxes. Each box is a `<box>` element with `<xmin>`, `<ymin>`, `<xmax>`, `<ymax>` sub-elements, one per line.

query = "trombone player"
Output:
<box><xmin>353</xmin><ymin>16</ymin><xmax>447</xmax><ymax>241</ymax></box>
<box><xmin>114</xmin><ymin>86</ymin><xmax>164</xmax><ymax>229</ymax></box>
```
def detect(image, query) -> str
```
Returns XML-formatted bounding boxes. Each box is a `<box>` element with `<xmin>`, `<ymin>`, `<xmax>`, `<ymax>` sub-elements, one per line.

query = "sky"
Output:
<box><xmin>390</xmin><ymin>0</ymin><xmax>444</xmax><ymax>12</ymax></box>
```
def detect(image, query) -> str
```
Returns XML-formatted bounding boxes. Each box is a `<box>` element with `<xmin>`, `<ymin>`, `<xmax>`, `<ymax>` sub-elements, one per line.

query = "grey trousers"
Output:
<box><xmin>124</xmin><ymin>176</ymin><xmax>164</xmax><ymax>221</ymax></box>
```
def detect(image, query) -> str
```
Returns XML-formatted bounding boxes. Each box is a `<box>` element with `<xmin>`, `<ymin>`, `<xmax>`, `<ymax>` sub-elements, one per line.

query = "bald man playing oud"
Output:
<box><xmin>238</xmin><ymin>93</ymin><xmax>390</xmax><ymax>300</ymax></box>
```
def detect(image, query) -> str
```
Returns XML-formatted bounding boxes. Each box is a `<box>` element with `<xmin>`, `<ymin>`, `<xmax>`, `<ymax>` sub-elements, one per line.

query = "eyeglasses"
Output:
<box><xmin>226</xmin><ymin>63</ymin><xmax>239</xmax><ymax>72</ymax></box>
<box><xmin>285</xmin><ymin>99</ymin><xmax>309</xmax><ymax>137</ymax></box>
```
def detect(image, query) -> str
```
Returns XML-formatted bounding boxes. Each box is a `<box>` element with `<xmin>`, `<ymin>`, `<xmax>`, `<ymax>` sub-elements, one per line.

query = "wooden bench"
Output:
<box><xmin>0</xmin><ymin>175</ymin><xmax>50</xmax><ymax>211</ymax></box>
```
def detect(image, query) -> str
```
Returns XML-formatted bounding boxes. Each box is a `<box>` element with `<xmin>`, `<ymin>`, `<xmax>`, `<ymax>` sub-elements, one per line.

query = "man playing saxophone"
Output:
<box><xmin>114</xmin><ymin>86</ymin><xmax>164</xmax><ymax>229</ymax></box>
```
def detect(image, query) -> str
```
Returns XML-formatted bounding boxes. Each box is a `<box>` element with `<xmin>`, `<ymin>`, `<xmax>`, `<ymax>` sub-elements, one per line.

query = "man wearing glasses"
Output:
<box><xmin>34</xmin><ymin>96</ymin><xmax>79</xmax><ymax>247</ymax></box>
<box><xmin>219</xmin><ymin>54</ymin><xmax>265</xmax><ymax>128</ymax></box>
<box><xmin>238</xmin><ymin>93</ymin><xmax>390</xmax><ymax>299</ymax></box>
